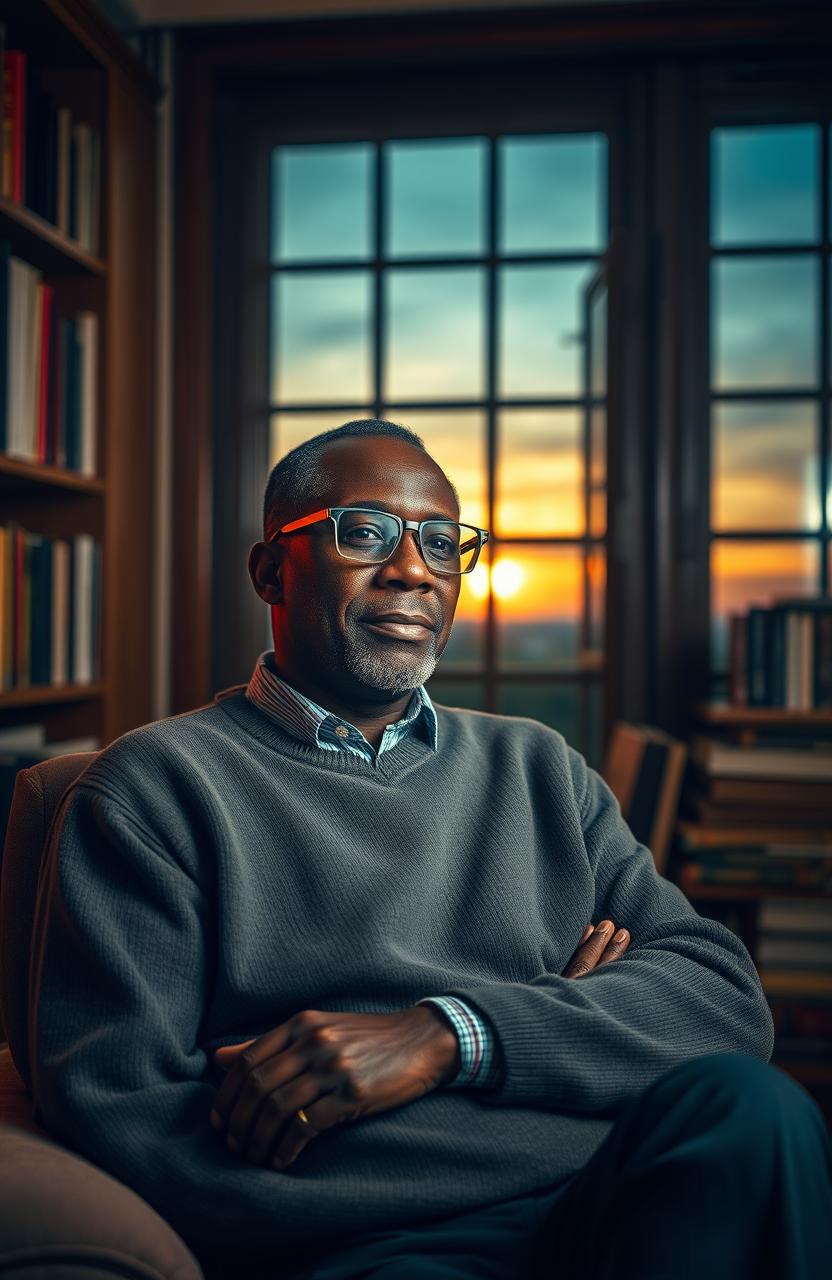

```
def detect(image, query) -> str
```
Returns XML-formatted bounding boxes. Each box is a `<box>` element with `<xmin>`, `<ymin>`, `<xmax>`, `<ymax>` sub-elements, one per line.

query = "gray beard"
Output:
<box><xmin>339</xmin><ymin>625</ymin><xmax>441</xmax><ymax>696</ymax></box>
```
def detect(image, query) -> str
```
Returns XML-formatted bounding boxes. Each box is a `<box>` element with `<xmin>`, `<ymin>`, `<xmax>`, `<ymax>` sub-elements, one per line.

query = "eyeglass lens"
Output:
<box><xmin>335</xmin><ymin>509</ymin><xmax>480</xmax><ymax>574</ymax></box>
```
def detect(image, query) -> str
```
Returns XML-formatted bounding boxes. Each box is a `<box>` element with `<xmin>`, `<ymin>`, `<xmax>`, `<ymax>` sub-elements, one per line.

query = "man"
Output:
<box><xmin>30</xmin><ymin>420</ymin><xmax>832</xmax><ymax>1280</ymax></box>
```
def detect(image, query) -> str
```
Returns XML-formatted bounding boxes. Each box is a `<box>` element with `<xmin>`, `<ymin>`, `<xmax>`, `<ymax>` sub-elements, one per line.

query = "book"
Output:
<box><xmin>756</xmin><ymin>936</ymin><xmax>832</xmax><ymax>970</ymax></box>
<box><xmin>37</xmin><ymin>282</ymin><xmax>53</xmax><ymax>462</ymax></box>
<box><xmin>77</xmin><ymin>310</ymin><xmax>98</xmax><ymax>475</ymax></box>
<box><xmin>677</xmin><ymin>820</ymin><xmax>832</xmax><ymax>850</ymax></box>
<box><xmin>760</xmin><ymin>898</ymin><xmax>832</xmax><ymax>931</ymax></box>
<box><xmin>699</xmin><ymin>777</ymin><xmax>832</xmax><ymax>808</ymax></box>
<box><xmin>2</xmin><ymin>50</ymin><xmax>26</xmax><ymax>203</ymax></box>
<box><xmin>678</xmin><ymin>861</ymin><xmax>832</xmax><ymax>891</ymax></box>
<box><xmin>728</xmin><ymin>614</ymin><xmax>748</xmax><ymax>706</ymax></box>
<box><xmin>690</xmin><ymin>735</ymin><xmax>832</xmax><ymax>782</ymax></box>
<box><xmin>746</xmin><ymin>607</ymin><xmax>772</xmax><ymax>706</ymax></box>
<box><xmin>51</xmin><ymin>537</ymin><xmax>69</xmax><ymax>685</ymax></box>
<box><xmin>72</xmin><ymin>532</ymin><xmax>94</xmax><ymax>684</ymax></box>
<box><xmin>602</xmin><ymin>722</ymin><xmax>687</xmax><ymax>874</ymax></box>
<box><xmin>55</xmin><ymin>105</ymin><xmax>71</xmax><ymax>236</ymax></box>
<box><xmin>0</xmin><ymin>238</ymin><xmax>8</xmax><ymax>452</ymax></box>
<box><xmin>691</xmin><ymin>796</ymin><xmax>832</xmax><ymax>826</ymax></box>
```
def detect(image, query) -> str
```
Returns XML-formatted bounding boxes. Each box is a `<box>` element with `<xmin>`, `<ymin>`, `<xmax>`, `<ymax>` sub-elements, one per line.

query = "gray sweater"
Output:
<box><xmin>29</xmin><ymin>690</ymin><xmax>775</xmax><ymax>1263</ymax></box>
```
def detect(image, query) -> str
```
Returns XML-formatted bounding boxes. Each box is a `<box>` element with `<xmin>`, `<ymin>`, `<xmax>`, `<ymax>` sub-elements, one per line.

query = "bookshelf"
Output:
<box><xmin>0</xmin><ymin>0</ymin><xmax>158</xmax><ymax>753</ymax></box>
<box><xmin>672</xmin><ymin>704</ymin><xmax>832</xmax><ymax>1124</ymax></box>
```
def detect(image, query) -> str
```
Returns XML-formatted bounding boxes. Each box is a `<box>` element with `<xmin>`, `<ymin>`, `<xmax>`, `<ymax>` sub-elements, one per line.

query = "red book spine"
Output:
<box><xmin>3</xmin><ymin>51</ymin><xmax>27</xmax><ymax>203</ymax></box>
<box><xmin>38</xmin><ymin>284</ymin><xmax>53</xmax><ymax>462</ymax></box>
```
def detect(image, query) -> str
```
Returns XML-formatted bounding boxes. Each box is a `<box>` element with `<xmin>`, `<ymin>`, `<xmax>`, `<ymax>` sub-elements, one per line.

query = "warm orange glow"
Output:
<box><xmin>468</xmin><ymin>559</ymin><xmax>525</xmax><ymax>600</ymax></box>
<box><xmin>497</xmin><ymin>409</ymin><xmax>585</xmax><ymax>536</ymax></box>
<box><xmin>711</xmin><ymin>540</ymin><xmax>819</xmax><ymax>617</ymax></box>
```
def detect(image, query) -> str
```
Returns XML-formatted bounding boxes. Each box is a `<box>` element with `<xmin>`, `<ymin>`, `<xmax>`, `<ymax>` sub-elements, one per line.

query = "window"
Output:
<box><xmin>267</xmin><ymin>132</ymin><xmax>609</xmax><ymax>761</ymax></box>
<box><xmin>708</xmin><ymin>122</ymin><xmax>831</xmax><ymax>690</ymax></box>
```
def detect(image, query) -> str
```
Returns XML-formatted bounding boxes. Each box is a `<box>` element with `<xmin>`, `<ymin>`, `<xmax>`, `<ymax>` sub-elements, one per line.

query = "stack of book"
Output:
<box><xmin>2</xmin><ymin>44</ymin><xmax>102</xmax><ymax>253</ymax></box>
<box><xmin>677</xmin><ymin>724</ymin><xmax>832</xmax><ymax>1003</ymax></box>
<box><xmin>683</xmin><ymin>733</ymin><xmax>832</xmax><ymax>839</ymax></box>
<box><xmin>0</xmin><ymin>240</ymin><xmax>99</xmax><ymax>472</ymax></box>
<box><xmin>0</xmin><ymin>523</ymin><xmax>101</xmax><ymax>690</ymax></box>
<box><xmin>759</xmin><ymin>899</ymin><xmax>832</xmax><ymax>1066</ymax></box>
<box><xmin>728</xmin><ymin>597</ymin><xmax>832</xmax><ymax>709</ymax></box>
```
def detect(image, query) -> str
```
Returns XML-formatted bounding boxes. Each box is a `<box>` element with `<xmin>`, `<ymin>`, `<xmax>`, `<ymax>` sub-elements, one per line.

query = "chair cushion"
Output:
<box><xmin>0</xmin><ymin>1047</ymin><xmax>203</xmax><ymax>1280</ymax></box>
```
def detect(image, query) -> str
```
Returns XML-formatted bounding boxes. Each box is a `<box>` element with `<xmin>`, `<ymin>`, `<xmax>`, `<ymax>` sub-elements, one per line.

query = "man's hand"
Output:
<box><xmin>562</xmin><ymin>920</ymin><xmax>630</xmax><ymax>978</ymax></box>
<box><xmin>209</xmin><ymin>1005</ymin><xmax>459</xmax><ymax>1170</ymax></box>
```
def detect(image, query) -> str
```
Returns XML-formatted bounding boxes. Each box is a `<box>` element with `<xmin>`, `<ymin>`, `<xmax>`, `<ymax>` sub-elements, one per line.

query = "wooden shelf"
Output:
<box><xmin>696</xmin><ymin>703</ymin><xmax>832</xmax><ymax>727</ymax></box>
<box><xmin>0</xmin><ymin>455</ymin><xmax>105</xmax><ymax>495</ymax></box>
<box><xmin>0</xmin><ymin>197</ymin><xmax>106</xmax><ymax>277</ymax></box>
<box><xmin>0</xmin><ymin>0</ymin><xmax>157</xmax><ymax>745</ymax></box>
<box><xmin>0</xmin><ymin>682</ymin><xmax>105</xmax><ymax>709</ymax></box>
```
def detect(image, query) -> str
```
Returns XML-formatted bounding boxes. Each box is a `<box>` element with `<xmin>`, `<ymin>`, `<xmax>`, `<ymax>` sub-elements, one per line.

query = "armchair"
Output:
<box><xmin>0</xmin><ymin>753</ymin><xmax>205</xmax><ymax>1280</ymax></box>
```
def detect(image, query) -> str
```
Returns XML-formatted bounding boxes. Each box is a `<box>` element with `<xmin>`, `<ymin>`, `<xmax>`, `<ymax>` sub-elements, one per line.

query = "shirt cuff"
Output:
<box><xmin>417</xmin><ymin>995</ymin><xmax>501</xmax><ymax>1088</ymax></box>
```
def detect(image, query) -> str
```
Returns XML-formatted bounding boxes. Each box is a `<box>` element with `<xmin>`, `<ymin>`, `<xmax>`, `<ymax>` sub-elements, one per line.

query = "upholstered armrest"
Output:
<box><xmin>0</xmin><ymin>1047</ymin><xmax>203</xmax><ymax>1280</ymax></box>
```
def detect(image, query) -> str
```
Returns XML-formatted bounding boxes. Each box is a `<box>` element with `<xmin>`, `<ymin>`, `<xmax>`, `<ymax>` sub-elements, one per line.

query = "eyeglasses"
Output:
<box><xmin>268</xmin><ymin>507</ymin><xmax>490</xmax><ymax>576</ymax></box>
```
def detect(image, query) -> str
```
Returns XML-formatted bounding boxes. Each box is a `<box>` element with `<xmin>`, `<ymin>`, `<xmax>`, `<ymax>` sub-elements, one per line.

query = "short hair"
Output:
<box><xmin>262</xmin><ymin>418</ymin><xmax>459</xmax><ymax>541</ymax></box>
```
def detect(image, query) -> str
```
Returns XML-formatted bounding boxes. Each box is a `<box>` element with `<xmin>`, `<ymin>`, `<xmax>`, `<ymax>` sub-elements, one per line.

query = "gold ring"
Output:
<box><xmin>296</xmin><ymin>1107</ymin><xmax>312</xmax><ymax>1127</ymax></box>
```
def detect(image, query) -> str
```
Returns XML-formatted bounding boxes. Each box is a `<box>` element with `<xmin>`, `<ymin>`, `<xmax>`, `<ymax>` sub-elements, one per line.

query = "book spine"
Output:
<box><xmin>747</xmin><ymin>608</ymin><xmax>770</xmax><ymax>706</ymax></box>
<box><xmin>56</xmin><ymin>106</ymin><xmax>71</xmax><ymax>236</ymax></box>
<box><xmin>728</xmin><ymin>614</ymin><xmax>748</xmax><ymax>706</ymax></box>
<box><xmin>2</xmin><ymin>51</ymin><xmax>26</xmax><ymax>203</ymax></box>
<box><xmin>815</xmin><ymin>611</ymin><xmax>832</xmax><ymax>708</ymax></box>
<box><xmin>0</xmin><ymin>238</ymin><xmax>8</xmax><ymax>454</ymax></box>
<box><xmin>38</xmin><ymin>282</ymin><xmax>53</xmax><ymax>463</ymax></box>
<box><xmin>768</xmin><ymin>608</ymin><xmax>786</xmax><ymax>708</ymax></box>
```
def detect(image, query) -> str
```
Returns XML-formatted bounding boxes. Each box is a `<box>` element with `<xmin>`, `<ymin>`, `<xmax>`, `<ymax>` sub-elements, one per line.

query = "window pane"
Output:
<box><xmin>386</xmin><ymin>138</ymin><xmax>486</xmax><ymax>257</ymax></box>
<box><xmin>425</xmin><ymin>679</ymin><xmax>484</xmax><ymax>711</ymax></box>
<box><xmin>712</xmin><ymin>256</ymin><xmax>818</xmax><ymax>390</ymax></box>
<box><xmin>496</xmin><ymin>408</ymin><xmax>584</xmax><ymax>536</ymax></box>
<box><xmin>499</xmin><ymin>134</ymin><xmax>607</xmax><ymax>254</ymax></box>
<box><xmin>589</xmin><ymin>405</ymin><xmax>607</xmax><ymax>537</ymax></box>
<box><xmin>497</xmin><ymin>682</ymin><xmax>580</xmax><ymax>744</ymax></box>
<box><xmin>494</xmin><ymin>544</ymin><xmax>583</xmax><ymax>670</ymax></box>
<box><xmin>271</xmin><ymin>144</ymin><xmax>373</xmax><ymax>262</ymax></box>
<box><xmin>828</xmin><ymin>398</ymin><xmax>832</xmax><ymax>526</ymax></box>
<box><xmin>270</xmin><ymin>409</ymin><xmax>371</xmax><ymax>468</ymax></box>
<box><xmin>712</xmin><ymin>401</ymin><xmax>820</xmax><ymax>531</ymax></box>
<box><xmin>710</xmin><ymin>539</ymin><xmax>819</xmax><ymax>669</ymax></box>
<box><xmin>587</xmin><ymin>547</ymin><xmax>606</xmax><ymax>655</ymax></box>
<box><xmin>499</xmin><ymin>263</ymin><xmax>594</xmax><ymax>398</ymax></box>
<box><xmin>590</xmin><ymin>285</ymin><xmax>607</xmax><ymax>397</ymax></box>
<box><xmin>439</xmin><ymin>545</ymin><xmax>489</xmax><ymax>668</ymax></box>
<box><xmin>711</xmin><ymin>125</ymin><xmax>820</xmax><ymax>248</ymax></box>
<box><xmin>382</xmin><ymin>409</ymin><xmax>487</xmax><ymax>530</ymax></box>
<box><xmin>384</xmin><ymin>268</ymin><xmax>485</xmax><ymax>400</ymax></box>
<box><xmin>271</xmin><ymin>272</ymin><xmax>373</xmax><ymax>403</ymax></box>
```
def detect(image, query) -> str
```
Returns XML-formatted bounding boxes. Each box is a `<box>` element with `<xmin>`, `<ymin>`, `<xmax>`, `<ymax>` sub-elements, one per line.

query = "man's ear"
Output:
<box><xmin>248</xmin><ymin>541</ymin><xmax>283</xmax><ymax>605</ymax></box>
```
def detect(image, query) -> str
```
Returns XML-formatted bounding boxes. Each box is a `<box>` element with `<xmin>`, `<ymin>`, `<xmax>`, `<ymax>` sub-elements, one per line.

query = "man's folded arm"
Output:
<box><xmin>28</xmin><ymin>780</ymin><xmax>310</xmax><ymax>1256</ymax></box>
<box><xmin>443</xmin><ymin>746</ymin><xmax>776</xmax><ymax>1116</ymax></box>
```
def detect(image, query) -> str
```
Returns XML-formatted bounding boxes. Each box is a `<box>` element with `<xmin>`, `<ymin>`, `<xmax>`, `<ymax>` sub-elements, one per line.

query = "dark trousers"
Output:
<box><xmin>298</xmin><ymin>1052</ymin><xmax>832</xmax><ymax>1280</ymax></box>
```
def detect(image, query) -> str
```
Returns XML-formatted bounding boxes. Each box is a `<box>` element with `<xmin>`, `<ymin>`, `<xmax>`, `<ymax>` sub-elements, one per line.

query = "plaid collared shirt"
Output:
<box><xmin>245</xmin><ymin>650</ymin><xmax>499</xmax><ymax>1089</ymax></box>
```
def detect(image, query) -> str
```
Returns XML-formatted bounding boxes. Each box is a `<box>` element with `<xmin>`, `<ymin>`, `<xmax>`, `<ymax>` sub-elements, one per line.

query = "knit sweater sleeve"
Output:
<box><xmin>29</xmin><ymin>778</ymin><xmax>300</xmax><ymax>1258</ymax></box>
<box><xmin>445</xmin><ymin>745</ymin><xmax>776</xmax><ymax>1115</ymax></box>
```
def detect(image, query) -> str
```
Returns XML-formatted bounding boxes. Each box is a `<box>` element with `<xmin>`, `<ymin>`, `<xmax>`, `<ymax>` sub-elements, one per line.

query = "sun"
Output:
<box><xmin>466</xmin><ymin>559</ymin><xmax>525</xmax><ymax>601</ymax></box>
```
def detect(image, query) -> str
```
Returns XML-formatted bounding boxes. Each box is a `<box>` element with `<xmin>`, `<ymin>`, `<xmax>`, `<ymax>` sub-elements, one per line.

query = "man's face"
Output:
<box><xmin>259</xmin><ymin>436</ymin><xmax>463</xmax><ymax>702</ymax></box>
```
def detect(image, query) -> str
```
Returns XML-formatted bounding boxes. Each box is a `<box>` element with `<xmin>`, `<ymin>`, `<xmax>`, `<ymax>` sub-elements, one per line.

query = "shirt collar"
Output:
<box><xmin>244</xmin><ymin>649</ymin><xmax>439</xmax><ymax>755</ymax></box>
